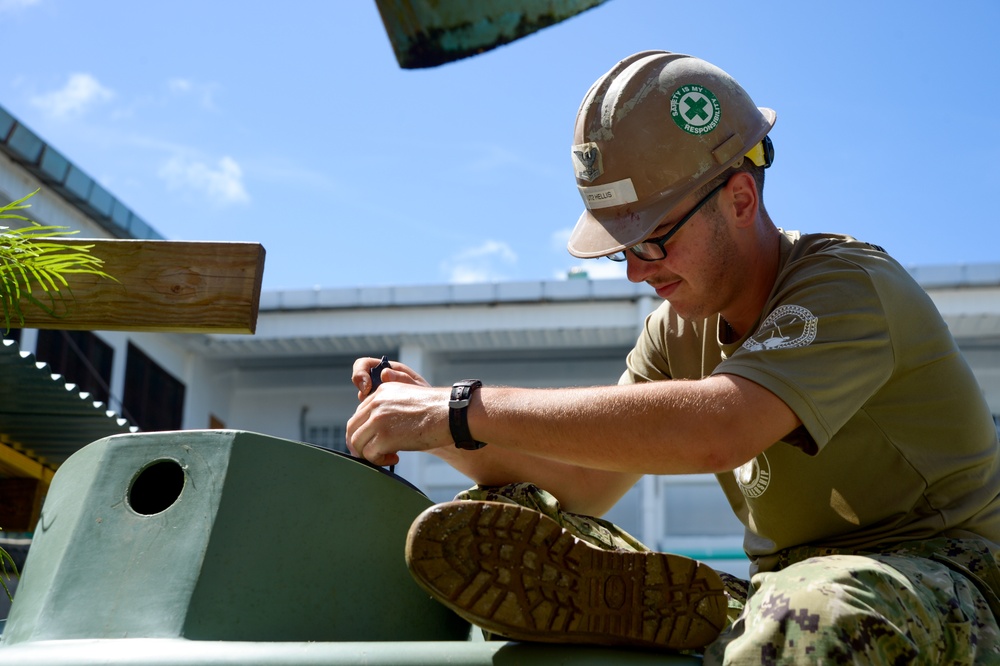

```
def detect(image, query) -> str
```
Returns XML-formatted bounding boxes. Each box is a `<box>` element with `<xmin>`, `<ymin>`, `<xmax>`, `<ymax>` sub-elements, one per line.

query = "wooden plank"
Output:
<box><xmin>11</xmin><ymin>239</ymin><xmax>265</xmax><ymax>334</ymax></box>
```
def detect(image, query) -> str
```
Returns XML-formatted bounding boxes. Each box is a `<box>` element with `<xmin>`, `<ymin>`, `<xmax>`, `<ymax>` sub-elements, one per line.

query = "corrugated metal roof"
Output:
<box><xmin>0</xmin><ymin>339</ymin><xmax>136</xmax><ymax>470</ymax></box>
<box><xmin>0</xmin><ymin>103</ymin><xmax>162</xmax><ymax>240</ymax></box>
<box><xmin>257</xmin><ymin>278</ymin><xmax>649</xmax><ymax>311</ymax></box>
<box><xmin>198</xmin><ymin>325</ymin><xmax>641</xmax><ymax>359</ymax></box>
<box><xmin>190</xmin><ymin>273</ymin><xmax>1000</xmax><ymax>360</ymax></box>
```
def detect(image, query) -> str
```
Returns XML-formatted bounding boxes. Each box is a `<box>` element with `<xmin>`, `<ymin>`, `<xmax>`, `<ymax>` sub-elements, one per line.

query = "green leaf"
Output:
<box><xmin>0</xmin><ymin>190</ymin><xmax>119</xmax><ymax>330</ymax></box>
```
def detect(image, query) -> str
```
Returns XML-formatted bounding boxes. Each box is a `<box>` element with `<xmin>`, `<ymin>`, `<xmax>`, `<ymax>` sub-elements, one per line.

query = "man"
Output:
<box><xmin>347</xmin><ymin>51</ymin><xmax>1000</xmax><ymax>663</ymax></box>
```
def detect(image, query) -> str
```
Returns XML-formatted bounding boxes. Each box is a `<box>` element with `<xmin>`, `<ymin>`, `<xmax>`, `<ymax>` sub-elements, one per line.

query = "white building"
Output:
<box><xmin>2</xmin><ymin>103</ymin><xmax>999</xmax><ymax>578</ymax></box>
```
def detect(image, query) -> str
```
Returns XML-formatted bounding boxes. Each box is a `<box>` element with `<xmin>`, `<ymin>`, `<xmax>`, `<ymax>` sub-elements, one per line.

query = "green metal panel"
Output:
<box><xmin>0</xmin><ymin>107</ymin><xmax>13</xmax><ymax>142</ymax></box>
<box><xmin>110</xmin><ymin>199</ymin><xmax>130</xmax><ymax>228</ymax></box>
<box><xmin>5</xmin><ymin>124</ymin><xmax>43</xmax><ymax>164</ymax></box>
<box><xmin>0</xmin><ymin>339</ymin><xmax>135</xmax><ymax>469</ymax></box>
<box><xmin>38</xmin><ymin>146</ymin><xmax>70</xmax><ymax>183</ymax></box>
<box><xmin>375</xmin><ymin>0</ymin><xmax>611</xmax><ymax>68</ymax></box>
<box><xmin>84</xmin><ymin>180</ymin><xmax>114</xmax><ymax>217</ymax></box>
<box><xmin>127</xmin><ymin>213</ymin><xmax>163</xmax><ymax>240</ymax></box>
<box><xmin>62</xmin><ymin>166</ymin><xmax>94</xmax><ymax>203</ymax></box>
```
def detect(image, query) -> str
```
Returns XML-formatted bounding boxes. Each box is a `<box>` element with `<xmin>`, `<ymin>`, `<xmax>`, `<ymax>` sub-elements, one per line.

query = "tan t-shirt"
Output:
<box><xmin>622</xmin><ymin>231</ymin><xmax>1000</xmax><ymax>573</ymax></box>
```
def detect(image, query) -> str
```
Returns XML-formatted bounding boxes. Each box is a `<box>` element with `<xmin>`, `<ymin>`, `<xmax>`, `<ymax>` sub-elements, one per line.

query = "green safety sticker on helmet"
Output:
<box><xmin>670</xmin><ymin>85</ymin><xmax>721</xmax><ymax>135</ymax></box>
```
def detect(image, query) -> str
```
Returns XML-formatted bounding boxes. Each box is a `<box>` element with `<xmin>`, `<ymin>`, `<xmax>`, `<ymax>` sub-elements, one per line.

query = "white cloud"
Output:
<box><xmin>449</xmin><ymin>265</ymin><xmax>495</xmax><ymax>283</ymax></box>
<box><xmin>456</xmin><ymin>240</ymin><xmax>517</xmax><ymax>263</ymax></box>
<box><xmin>30</xmin><ymin>73</ymin><xmax>114</xmax><ymax>119</ymax></box>
<box><xmin>549</xmin><ymin>227</ymin><xmax>627</xmax><ymax>279</ymax></box>
<box><xmin>166</xmin><ymin>77</ymin><xmax>218</xmax><ymax>111</ymax></box>
<box><xmin>168</xmin><ymin>78</ymin><xmax>193</xmax><ymax>93</ymax></box>
<box><xmin>158</xmin><ymin>155</ymin><xmax>250</xmax><ymax>206</ymax></box>
<box><xmin>0</xmin><ymin>0</ymin><xmax>40</xmax><ymax>11</ymax></box>
<box><xmin>444</xmin><ymin>240</ymin><xmax>517</xmax><ymax>283</ymax></box>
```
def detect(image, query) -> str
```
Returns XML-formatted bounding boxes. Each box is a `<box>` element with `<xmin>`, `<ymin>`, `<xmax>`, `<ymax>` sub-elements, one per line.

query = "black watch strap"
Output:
<box><xmin>449</xmin><ymin>380</ymin><xmax>487</xmax><ymax>450</ymax></box>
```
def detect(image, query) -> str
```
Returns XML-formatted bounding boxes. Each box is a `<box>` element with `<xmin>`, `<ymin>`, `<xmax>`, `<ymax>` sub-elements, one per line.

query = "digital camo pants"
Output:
<box><xmin>458</xmin><ymin>483</ymin><xmax>1000</xmax><ymax>665</ymax></box>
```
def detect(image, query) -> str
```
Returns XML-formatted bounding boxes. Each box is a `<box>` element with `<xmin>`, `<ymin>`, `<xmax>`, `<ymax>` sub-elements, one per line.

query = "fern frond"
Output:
<box><xmin>0</xmin><ymin>190</ymin><xmax>118</xmax><ymax>330</ymax></box>
<box><xmin>0</xmin><ymin>543</ymin><xmax>16</xmax><ymax>601</ymax></box>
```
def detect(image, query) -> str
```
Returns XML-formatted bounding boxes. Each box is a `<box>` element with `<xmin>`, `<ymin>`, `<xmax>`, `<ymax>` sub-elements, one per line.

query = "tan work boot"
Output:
<box><xmin>405</xmin><ymin>500</ymin><xmax>727</xmax><ymax>650</ymax></box>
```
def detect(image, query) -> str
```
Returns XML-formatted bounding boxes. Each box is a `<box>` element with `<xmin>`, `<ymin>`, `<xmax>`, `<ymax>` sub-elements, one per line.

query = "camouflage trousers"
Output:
<box><xmin>458</xmin><ymin>483</ymin><xmax>1000</xmax><ymax>664</ymax></box>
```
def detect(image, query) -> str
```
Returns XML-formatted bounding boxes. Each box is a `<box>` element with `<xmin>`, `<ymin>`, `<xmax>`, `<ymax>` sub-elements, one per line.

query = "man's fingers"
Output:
<box><xmin>346</xmin><ymin>397</ymin><xmax>395</xmax><ymax>467</ymax></box>
<box><xmin>345</xmin><ymin>398</ymin><xmax>380</xmax><ymax>458</ymax></box>
<box><xmin>352</xmin><ymin>357</ymin><xmax>386</xmax><ymax>400</ymax></box>
<box><xmin>368</xmin><ymin>450</ymin><xmax>400</xmax><ymax>468</ymax></box>
<box><xmin>348</xmin><ymin>420</ymin><xmax>400</xmax><ymax>468</ymax></box>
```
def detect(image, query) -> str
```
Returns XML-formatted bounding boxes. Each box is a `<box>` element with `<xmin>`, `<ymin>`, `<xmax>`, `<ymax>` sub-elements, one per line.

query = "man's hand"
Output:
<box><xmin>346</xmin><ymin>382</ymin><xmax>453</xmax><ymax>467</ymax></box>
<box><xmin>351</xmin><ymin>356</ymin><xmax>430</xmax><ymax>401</ymax></box>
<box><xmin>348</xmin><ymin>357</ymin><xmax>446</xmax><ymax>467</ymax></box>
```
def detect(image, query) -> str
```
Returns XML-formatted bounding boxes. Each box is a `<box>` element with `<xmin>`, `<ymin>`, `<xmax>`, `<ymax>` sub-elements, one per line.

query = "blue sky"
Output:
<box><xmin>2</xmin><ymin>0</ymin><xmax>998</xmax><ymax>292</ymax></box>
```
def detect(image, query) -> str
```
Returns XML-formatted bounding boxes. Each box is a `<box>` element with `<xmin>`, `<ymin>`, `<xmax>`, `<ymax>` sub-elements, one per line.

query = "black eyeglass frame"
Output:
<box><xmin>606</xmin><ymin>180</ymin><xmax>728</xmax><ymax>263</ymax></box>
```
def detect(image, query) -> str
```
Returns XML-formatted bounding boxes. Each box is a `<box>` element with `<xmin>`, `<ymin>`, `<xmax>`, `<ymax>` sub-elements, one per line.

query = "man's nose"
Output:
<box><xmin>625</xmin><ymin>252</ymin><xmax>658</xmax><ymax>283</ymax></box>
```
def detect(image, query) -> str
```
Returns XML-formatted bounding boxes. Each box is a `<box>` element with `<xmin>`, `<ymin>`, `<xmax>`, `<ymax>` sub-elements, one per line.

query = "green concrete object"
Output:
<box><xmin>0</xmin><ymin>430</ymin><xmax>701</xmax><ymax>664</ymax></box>
<box><xmin>1</xmin><ymin>430</ymin><xmax>468</xmax><ymax>644</ymax></box>
<box><xmin>0</xmin><ymin>638</ymin><xmax>701</xmax><ymax>664</ymax></box>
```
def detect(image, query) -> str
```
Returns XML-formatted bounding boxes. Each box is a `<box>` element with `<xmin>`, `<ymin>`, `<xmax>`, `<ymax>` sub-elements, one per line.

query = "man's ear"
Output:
<box><xmin>727</xmin><ymin>171</ymin><xmax>759</xmax><ymax>228</ymax></box>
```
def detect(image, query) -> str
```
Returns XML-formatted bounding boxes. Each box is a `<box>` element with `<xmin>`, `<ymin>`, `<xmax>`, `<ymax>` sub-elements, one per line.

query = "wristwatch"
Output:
<box><xmin>449</xmin><ymin>380</ymin><xmax>487</xmax><ymax>450</ymax></box>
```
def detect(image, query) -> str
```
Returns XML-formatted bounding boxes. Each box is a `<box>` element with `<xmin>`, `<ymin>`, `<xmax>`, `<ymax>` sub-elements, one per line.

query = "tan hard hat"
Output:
<box><xmin>567</xmin><ymin>51</ymin><xmax>776</xmax><ymax>258</ymax></box>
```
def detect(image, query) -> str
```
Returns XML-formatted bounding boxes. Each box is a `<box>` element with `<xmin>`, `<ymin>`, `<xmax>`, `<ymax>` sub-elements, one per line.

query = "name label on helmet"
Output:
<box><xmin>578</xmin><ymin>178</ymin><xmax>638</xmax><ymax>210</ymax></box>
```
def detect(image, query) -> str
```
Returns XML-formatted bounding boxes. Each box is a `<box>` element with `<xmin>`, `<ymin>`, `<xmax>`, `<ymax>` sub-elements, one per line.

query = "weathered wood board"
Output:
<box><xmin>11</xmin><ymin>239</ymin><xmax>265</xmax><ymax>334</ymax></box>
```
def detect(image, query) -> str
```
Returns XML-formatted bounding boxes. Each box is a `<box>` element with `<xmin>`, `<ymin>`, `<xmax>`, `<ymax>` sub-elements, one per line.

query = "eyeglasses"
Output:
<box><xmin>606</xmin><ymin>181</ymin><xmax>727</xmax><ymax>262</ymax></box>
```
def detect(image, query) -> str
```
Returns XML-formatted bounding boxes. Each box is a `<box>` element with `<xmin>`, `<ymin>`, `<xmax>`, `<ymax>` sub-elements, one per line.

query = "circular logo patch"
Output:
<box><xmin>735</xmin><ymin>452</ymin><xmax>771</xmax><ymax>499</ymax></box>
<box><xmin>743</xmin><ymin>304</ymin><xmax>819</xmax><ymax>352</ymax></box>
<box><xmin>670</xmin><ymin>85</ymin><xmax>722</xmax><ymax>135</ymax></box>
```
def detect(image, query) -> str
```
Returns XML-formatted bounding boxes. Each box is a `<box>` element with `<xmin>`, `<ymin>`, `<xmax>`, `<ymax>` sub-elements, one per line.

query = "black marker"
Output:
<box><xmin>368</xmin><ymin>355</ymin><xmax>394</xmax><ymax>473</ymax></box>
<box><xmin>369</xmin><ymin>355</ymin><xmax>391</xmax><ymax>394</ymax></box>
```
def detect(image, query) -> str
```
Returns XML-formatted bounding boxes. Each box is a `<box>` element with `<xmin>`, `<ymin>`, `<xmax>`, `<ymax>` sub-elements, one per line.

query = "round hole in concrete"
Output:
<box><xmin>128</xmin><ymin>459</ymin><xmax>185</xmax><ymax>515</ymax></box>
